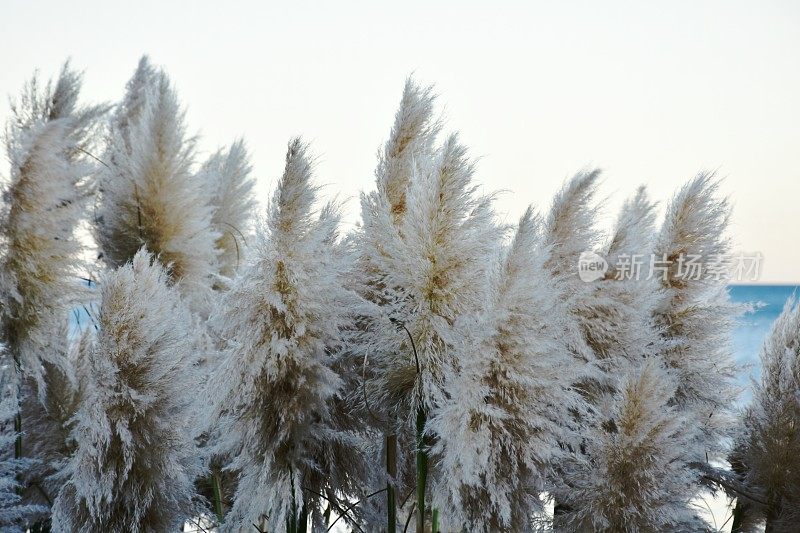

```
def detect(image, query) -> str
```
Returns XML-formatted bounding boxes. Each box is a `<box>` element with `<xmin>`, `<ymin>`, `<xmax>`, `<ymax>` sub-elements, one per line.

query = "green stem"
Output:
<box><xmin>431</xmin><ymin>509</ymin><xmax>439</xmax><ymax>533</ymax></box>
<box><xmin>415</xmin><ymin>409</ymin><xmax>427</xmax><ymax>533</ymax></box>
<box><xmin>211</xmin><ymin>468</ymin><xmax>224</xmax><ymax>522</ymax></box>
<box><xmin>387</xmin><ymin>433</ymin><xmax>397</xmax><ymax>533</ymax></box>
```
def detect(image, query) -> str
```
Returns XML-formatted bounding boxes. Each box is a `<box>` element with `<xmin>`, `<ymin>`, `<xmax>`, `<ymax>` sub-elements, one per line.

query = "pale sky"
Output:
<box><xmin>2</xmin><ymin>0</ymin><xmax>799</xmax><ymax>283</ymax></box>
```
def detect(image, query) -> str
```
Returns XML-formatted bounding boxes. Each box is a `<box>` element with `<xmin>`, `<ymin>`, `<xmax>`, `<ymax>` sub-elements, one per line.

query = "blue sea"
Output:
<box><xmin>730</xmin><ymin>284</ymin><xmax>799</xmax><ymax>401</ymax></box>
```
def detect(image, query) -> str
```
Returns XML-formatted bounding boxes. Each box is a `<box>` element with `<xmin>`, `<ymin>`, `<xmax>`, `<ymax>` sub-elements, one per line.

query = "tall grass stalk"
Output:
<box><xmin>13</xmin><ymin>414</ymin><xmax>21</xmax><ymax>460</ymax></box>
<box><xmin>13</xmin><ymin>357</ymin><xmax>21</xmax><ymax>461</ymax></box>
<box><xmin>415</xmin><ymin>409</ymin><xmax>427</xmax><ymax>533</ymax></box>
<box><xmin>211</xmin><ymin>469</ymin><xmax>224</xmax><ymax>522</ymax></box>
<box><xmin>387</xmin><ymin>433</ymin><xmax>397</xmax><ymax>533</ymax></box>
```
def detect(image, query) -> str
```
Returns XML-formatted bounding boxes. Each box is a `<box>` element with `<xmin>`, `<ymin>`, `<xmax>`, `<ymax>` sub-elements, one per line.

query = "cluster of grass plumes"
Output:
<box><xmin>1</xmin><ymin>62</ymin><xmax>106</xmax><ymax>390</ymax></box>
<box><xmin>0</xmin><ymin>57</ymin><xmax>769</xmax><ymax>533</ymax></box>
<box><xmin>730</xmin><ymin>299</ymin><xmax>800</xmax><ymax>532</ymax></box>
<box><xmin>51</xmin><ymin>250</ymin><xmax>201</xmax><ymax>532</ymax></box>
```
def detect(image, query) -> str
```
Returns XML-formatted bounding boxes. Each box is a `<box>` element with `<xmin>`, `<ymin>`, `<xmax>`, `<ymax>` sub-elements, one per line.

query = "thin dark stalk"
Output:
<box><xmin>403</xmin><ymin>502</ymin><xmax>416</xmax><ymax>533</ymax></box>
<box><xmin>222</xmin><ymin>221</ymin><xmax>248</xmax><ymax>247</ymax></box>
<box><xmin>390</xmin><ymin>318</ymin><xmax>425</xmax><ymax>533</ymax></box>
<box><xmin>387</xmin><ymin>433</ymin><xmax>398</xmax><ymax>533</ymax></box>
<box><xmin>186</xmin><ymin>516</ymin><xmax>212</xmax><ymax>533</ymax></box>
<box><xmin>325</xmin><ymin>488</ymin><xmax>387</xmax><ymax>533</ymax></box>
<box><xmin>221</xmin><ymin>221</ymin><xmax>247</xmax><ymax>270</ymax></box>
<box><xmin>693</xmin><ymin>463</ymin><xmax>767</xmax><ymax>506</ymax></box>
<box><xmin>399</xmin><ymin>487</ymin><xmax>415</xmax><ymax>509</ymax></box>
<box><xmin>133</xmin><ymin>184</ymin><xmax>143</xmax><ymax>239</ymax></box>
<box><xmin>76</xmin><ymin>146</ymin><xmax>110</xmax><ymax>169</ymax></box>
<box><xmin>392</xmin><ymin>320</ymin><xmax>420</xmax><ymax>374</ymax></box>
<box><xmin>14</xmin><ymin>413</ymin><xmax>21</xmax><ymax>459</ymax></box>
<box><xmin>431</xmin><ymin>508</ymin><xmax>439</xmax><ymax>533</ymax></box>
<box><xmin>302</xmin><ymin>487</ymin><xmax>358</xmax><ymax>530</ymax></box>
<box><xmin>12</xmin><ymin>353</ymin><xmax>22</xmax><ymax>461</ymax></box>
<box><xmin>415</xmin><ymin>408</ymin><xmax>427</xmax><ymax>533</ymax></box>
<box><xmin>81</xmin><ymin>304</ymin><xmax>98</xmax><ymax>331</ymax></box>
<box><xmin>288</xmin><ymin>467</ymin><xmax>297</xmax><ymax>533</ymax></box>
<box><xmin>211</xmin><ymin>468</ymin><xmax>224</xmax><ymax>522</ymax></box>
<box><xmin>718</xmin><ymin>505</ymin><xmax>734</xmax><ymax>530</ymax></box>
<box><xmin>31</xmin><ymin>481</ymin><xmax>53</xmax><ymax>506</ymax></box>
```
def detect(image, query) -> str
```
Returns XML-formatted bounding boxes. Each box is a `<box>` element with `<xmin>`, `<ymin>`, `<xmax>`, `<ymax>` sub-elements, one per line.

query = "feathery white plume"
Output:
<box><xmin>205</xmin><ymin>139</ymin><xmax>356</xmax><ymax>532</ymax></box>
<box><xmin>52</xmin><ymin>250</ymin><xmax>200</xmax><ymax>532</ymax></box>
<box><xmin>541</xmin><ymin>169</ymin><xmax>604</xmax><ymax>368</ymax></box>
<box><xmin>346</xmin><ymin>81</ymin><xmax>442</xmax><ymax>526</ymax></box>
<box><xmin>588</xmin><ymin>186</ymin><xmax>661</xmax><ymax>367</ymax></box>
<box><xmin>653</xmin><ymin>174</ymin><xmax>740</xmax><ymax>462</ymax></box>
<box><xmin>376</xmin><ymin>78</ymin><xmax>439</xmax><ymax>224</ymax></box>
<box><xmin>199</xmin><ymin>139</ymin><xmax>256</xmax><ymax>281</ymax></box>
<box><xmin>543</xmin><ymin>169</ymin><xmax>603</xmax><ymax>275</ymax></box>
<box><xmin>0</xmin><ymin>360</ymin><xmax>47</xmax><ymax>531</ymax></box>
<box><xmin>19</xmin><ymin>325</ymin><xmax>84</xmax><ymax>509</ymax></box>
<box><xmin>735</xmin><ymin>297</ymin><xmax>800</xmax><ymax>529</ymax></box>
<box><xmin>112</xmin><ymin>56</ymin><xmax>158</xmax><ymax>151</ymax></box>
<box><xmin>1</xmin><ymin>62</ymin><xmax>104</xmax><ymax>388</ymax></box>
<box><xmin>429</xmin><ymin>208</ymin><xmax>577</xmax><ymax>531</ymax></box>
<box><xmin>359</xmin><ymin>133</ymin><xmax>502</xmax><ymax>425</ymax></box>
<box><xmin>556</xmin><ymin>359</ymin><xmax>701</xmax><ymax>532</ymax></box>
<box><xmin>96</xmin><ymin>60</ymin><xmax>218</xmax><ymax>309</ymax></box>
